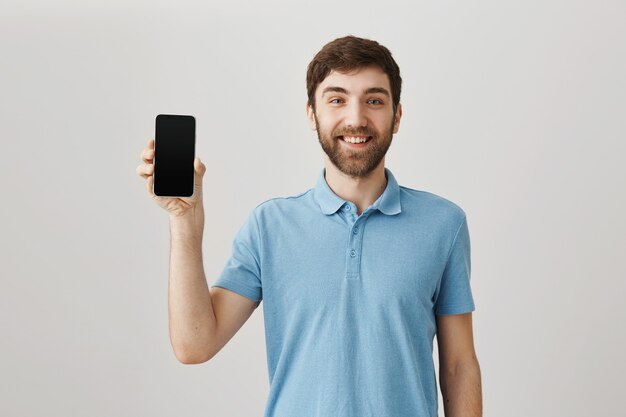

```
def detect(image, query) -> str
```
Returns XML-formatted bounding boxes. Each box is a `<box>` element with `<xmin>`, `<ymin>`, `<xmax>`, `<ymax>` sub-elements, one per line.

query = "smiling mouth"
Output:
<box><xmin>338</xmin><ymin>135</ymin><xmax>373</xmax><ymax>144</ymax></box>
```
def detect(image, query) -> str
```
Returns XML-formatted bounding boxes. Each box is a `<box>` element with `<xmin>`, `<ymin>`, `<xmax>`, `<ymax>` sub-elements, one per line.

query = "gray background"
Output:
<box><xmin>1</xmin><ymin>0</ymin><xmax>625</xmax><ymax>416</ymax></box>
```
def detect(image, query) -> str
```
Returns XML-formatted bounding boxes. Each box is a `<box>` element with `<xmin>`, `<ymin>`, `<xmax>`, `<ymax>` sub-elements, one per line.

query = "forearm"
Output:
<box><xmin>168</xmin><ymin>207</ymin><xmax>216</xmax><ymax>363</ymax></box>
<box><xmin>440</xmin><ymin>359</ymin><xmax>483</xmax><ymax>417</ymax></box>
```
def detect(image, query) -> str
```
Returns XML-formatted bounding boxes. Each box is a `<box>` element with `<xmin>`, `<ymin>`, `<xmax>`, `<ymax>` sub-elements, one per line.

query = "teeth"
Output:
<box><xmin>342</xmin><ymin>136</ymin><xmax>370</xmax><ymax>144</ymax></box>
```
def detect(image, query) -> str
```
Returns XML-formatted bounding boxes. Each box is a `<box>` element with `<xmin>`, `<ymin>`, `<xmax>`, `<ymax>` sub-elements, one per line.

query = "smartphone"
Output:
<box><xmin>153</xmin><ymin>114</ymin><xmax>196</xmax><ymax>197</ymax></box>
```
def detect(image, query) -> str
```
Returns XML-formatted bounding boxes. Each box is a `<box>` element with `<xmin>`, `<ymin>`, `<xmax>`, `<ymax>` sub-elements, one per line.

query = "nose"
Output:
<box><xmin>344</xmin><ymin>101</ymin><xmax>367</xmax><ymax>128</ymax></box>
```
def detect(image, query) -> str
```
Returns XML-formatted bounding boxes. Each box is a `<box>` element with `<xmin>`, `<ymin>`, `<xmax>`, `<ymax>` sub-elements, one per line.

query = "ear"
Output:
<box><xmin>392</xmin><ymin>102</ymin><xmax>403</xmax><ymax>134</ymax></box>
<box><xmin>306</xmin><ymin>101</ymin><xmax>317</xmax><ymax>131</ymax></box>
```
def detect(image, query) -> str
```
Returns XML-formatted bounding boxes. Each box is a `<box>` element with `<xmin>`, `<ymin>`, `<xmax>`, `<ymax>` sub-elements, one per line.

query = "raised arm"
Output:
<box><xmin>137</xmin><ymin>138</ymin><xmax>260</xmax><ymax>364</ymax></box>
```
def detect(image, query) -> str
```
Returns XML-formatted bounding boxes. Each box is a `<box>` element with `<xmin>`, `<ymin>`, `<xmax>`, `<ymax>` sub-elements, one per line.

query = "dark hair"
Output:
<box><xmin>306</xmin><ymin>35</ymin><xmax>402</xmax><ymax>114</ymax></box>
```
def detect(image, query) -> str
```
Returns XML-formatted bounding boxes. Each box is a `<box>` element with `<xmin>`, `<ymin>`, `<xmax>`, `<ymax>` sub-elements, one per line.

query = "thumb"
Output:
<box><xmin>194</xmin><ymin>157</ymin><xmax>206</xmax><ymax>185</ymax></box>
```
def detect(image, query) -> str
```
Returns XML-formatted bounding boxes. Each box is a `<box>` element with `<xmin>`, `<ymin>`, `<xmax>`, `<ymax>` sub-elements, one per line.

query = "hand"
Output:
<box><xmin>136</xmin><ymin>139</ymin><xmax>206</xmax><ymax>218</ymax></box>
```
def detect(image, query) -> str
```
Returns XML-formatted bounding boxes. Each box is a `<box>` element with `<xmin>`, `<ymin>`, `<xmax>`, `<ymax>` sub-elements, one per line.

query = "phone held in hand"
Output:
<box><xmin>153</xmin><ymin>114</ymin><xmax>196</xmax><ymax>197</ymax></box>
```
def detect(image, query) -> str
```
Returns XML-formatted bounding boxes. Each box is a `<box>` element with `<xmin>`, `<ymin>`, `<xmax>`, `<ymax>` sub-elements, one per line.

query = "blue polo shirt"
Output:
<box><xmin>210</xmin><ymin>166</ymin><xmax>475</xmax><ymax>417</ymax></box>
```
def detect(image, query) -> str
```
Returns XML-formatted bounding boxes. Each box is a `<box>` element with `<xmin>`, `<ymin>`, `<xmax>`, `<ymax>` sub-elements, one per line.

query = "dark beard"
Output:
<box><xmin>314</xmin><ymin>112</ymin><xmax>395</xmax><ymax>178</ymax></box>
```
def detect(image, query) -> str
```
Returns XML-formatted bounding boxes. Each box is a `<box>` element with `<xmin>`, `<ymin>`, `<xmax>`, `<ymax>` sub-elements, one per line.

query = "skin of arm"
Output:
<box><xmin>436</xmin><ymin>312</ymin><xmax>483</xmax><ymax>417</ymax></box>
<box><xmin>168</xmin><ymin>208</ymin><xmax>217</xmax><ymax>364</ymax></box>
<box><xmin>138</xmin><ymin>141</ymin><xmax>258</xmax><ymax>364</ymax></box>
<box><xmin>167</xmin><ymin>207</ymin><xmax>261</xmax><ymax>365</ymax></box>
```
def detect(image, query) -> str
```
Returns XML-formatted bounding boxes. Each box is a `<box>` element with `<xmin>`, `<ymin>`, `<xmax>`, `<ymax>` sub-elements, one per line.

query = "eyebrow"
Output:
<box><xmin>321</xmin><ymin>86</ymin><xmax>390</xmax><ymax>97</ymax></box>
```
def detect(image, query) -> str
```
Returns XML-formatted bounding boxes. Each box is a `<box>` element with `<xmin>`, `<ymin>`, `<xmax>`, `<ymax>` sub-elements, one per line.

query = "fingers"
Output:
<box><xmin>195</xmin><ymin>157</ymin><xmax>205</xmax><ymax>173</ymax></box>
<box><xmin>137</xmin><ymin>139</ymin><xmax>155</xmax><ymax>180</ymax></box>
<box><xmin>136</xmin><ymin>162</ymin><xmax>154</xmax><ymax>179</ymax></box>
<box><xmin>140</xmin><ymin>139</ymin><xmax>155</xmax><ymax>162</ymax></box>
<box><xmin>147</xmin><ymin>174</ymin><xmax>155</xmax><ymax>196</ymax></box>
<box><xmin>138</xmin><ymin>139</ymin><xmax>156</xmax><ymax>197</ymax></box>
<box><xmin>194</xmin><ymin>157</ymin><xmax>206</xmax><ymax>185</ymax></box>
<box><xmin>140</xmin><ymin>147</ymin><xmax>154</xmax><ymax>164</ymax></box>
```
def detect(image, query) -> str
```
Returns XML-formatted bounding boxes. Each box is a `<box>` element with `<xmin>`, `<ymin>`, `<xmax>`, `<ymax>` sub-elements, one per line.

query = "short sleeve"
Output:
<box><xmin>210</xmin><ymin>209</ymin><xmax>263</xmax><ymax>303</ymax></box>
<box><xmin>434</xmin><ymin>215</ymin><xmax>475</xmax><ymax>316</ymax></box>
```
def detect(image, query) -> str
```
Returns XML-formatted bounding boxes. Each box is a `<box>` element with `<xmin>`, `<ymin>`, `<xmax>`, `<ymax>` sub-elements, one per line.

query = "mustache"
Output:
<box><xmin>333</xmin><ymin>127</ymin><xmax>376</xmax><ymax>137</ymax></box>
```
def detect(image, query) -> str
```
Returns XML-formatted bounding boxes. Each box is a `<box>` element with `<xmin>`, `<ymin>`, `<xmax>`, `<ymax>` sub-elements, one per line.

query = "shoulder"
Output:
<box><xmin>399</xmin><ymin>185</ymin><xmax>467</xmax><ymax>225</ymax></box>
<box><xmin>249</xmin><ymin>188</ymin><xmax>315</xmax><ymax>218</ymax></box>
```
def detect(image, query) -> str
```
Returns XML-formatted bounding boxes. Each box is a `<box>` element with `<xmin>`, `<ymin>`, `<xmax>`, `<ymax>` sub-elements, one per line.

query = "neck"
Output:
<box><xmin>322</xmin><ymin>158</ymin><xmax>388</xmax><ymax>216</ymax></box>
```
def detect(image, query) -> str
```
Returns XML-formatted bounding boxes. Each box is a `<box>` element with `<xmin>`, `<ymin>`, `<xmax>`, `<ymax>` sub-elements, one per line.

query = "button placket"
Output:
<box><xmin>345</xmin><ymin>214</ymin><xmax>366</xmax><ymax>280</ymax></box>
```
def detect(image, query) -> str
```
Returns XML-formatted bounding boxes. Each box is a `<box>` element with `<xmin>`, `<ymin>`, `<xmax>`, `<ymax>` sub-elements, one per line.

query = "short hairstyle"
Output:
<box><xmin>306</xmin><ymin>35</ymin><xmax>402</xmax><ymax>114</ymax></box>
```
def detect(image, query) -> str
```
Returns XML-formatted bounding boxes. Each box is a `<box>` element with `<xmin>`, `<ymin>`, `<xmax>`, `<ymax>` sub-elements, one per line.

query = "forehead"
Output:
<box><xmin>317</xmin><ymin>66</ymin><xmax>391</xmax><ymax>95</ymax></box>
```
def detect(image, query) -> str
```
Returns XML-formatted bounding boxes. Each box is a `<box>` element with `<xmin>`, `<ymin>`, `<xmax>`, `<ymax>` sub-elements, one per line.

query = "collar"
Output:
<box><xmin>313</xmin><ymin>167</ymin><xmax>402</xmax><ymax>216</ymax></box>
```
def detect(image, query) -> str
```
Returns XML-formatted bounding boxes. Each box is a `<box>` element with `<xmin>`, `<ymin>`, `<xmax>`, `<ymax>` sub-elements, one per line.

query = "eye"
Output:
<box><xmin>329</xmin><ymin>98</ymin><xmax>343</xmax><ymax>104</ymax></box>
<box><xmin>368</xmin><ymin>98</ymin><xmax>383</xmax><ymax>105</ymax></box>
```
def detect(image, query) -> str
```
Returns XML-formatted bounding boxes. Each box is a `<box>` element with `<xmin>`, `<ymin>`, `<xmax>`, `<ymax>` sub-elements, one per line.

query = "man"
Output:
<box><xmin>137</xmin><ymin>35</ymin><xmax>482</xmax><ymax>417</ymax></box>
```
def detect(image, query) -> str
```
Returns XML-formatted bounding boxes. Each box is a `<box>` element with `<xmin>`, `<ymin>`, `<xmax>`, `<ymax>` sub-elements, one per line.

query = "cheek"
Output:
<box><xmin>316</xmin><ymin>116</ymin><xmax>339</xmax><ymax>135</ymax></box>
<box><xmin>375</xmin><ymin>114</ymin><xmax>395</xmax><ymax>131</ymax></box>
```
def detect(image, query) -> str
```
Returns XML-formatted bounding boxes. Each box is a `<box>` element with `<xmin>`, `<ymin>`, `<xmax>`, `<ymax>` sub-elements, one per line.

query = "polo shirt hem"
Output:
<box><xmin>210</xmin><ymin>281</ymin><xmax>262</xmax><ymax>303</ymax></box>
<box><xmin>435</xmin><ymin>303</ymin><xmax>475</xmax><ymax>316</ymax></box>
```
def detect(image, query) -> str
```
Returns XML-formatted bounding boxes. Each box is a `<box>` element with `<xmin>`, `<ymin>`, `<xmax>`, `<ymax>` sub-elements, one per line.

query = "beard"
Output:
<box><xmin>314</xmin><ymin>112</ymin><xmax>395</xmax><ymax>178</ymax></box>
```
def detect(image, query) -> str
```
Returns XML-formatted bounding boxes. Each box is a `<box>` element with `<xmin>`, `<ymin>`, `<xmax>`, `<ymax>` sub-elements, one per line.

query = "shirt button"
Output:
<box><xmin>350</xmin><ymin>249</ymin><xmax>356</xmax><ymax>257</ymax></box>
<box><xmin>353</xmin><ymin>227</ymin><xmax>359</xmax><ymax>234</ymax></box>
<box><xmin>344</xmin><ymin>204</ymin><xmax>351</xmax><ymax>211</ymax></box>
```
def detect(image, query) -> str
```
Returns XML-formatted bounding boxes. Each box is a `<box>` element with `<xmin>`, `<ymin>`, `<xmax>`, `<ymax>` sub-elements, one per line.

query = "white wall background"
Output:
<box><xmin>1</xmin><ymin>0</ymin><xmax>624</xmax><ymax>416</ymax></box>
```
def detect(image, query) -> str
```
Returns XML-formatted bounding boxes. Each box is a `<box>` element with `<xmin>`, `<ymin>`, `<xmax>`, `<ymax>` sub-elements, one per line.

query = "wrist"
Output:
<box><xmin>169</xmin><ymin>207</ymin><xmax>204</xmax><ymax>241</ymax></box>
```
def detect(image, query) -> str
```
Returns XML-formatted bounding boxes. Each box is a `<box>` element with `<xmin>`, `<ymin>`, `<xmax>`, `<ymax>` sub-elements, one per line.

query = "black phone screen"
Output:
<box><xmin>153</xmin><ymin>114</ymin><xmax>195</xmax><ymax>197</ymax></box>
